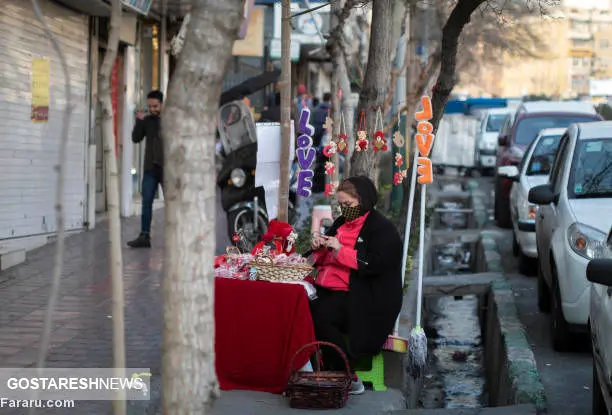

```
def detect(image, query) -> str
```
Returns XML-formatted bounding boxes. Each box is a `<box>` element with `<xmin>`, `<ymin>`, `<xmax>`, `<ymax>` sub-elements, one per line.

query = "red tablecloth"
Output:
<box><xmin>215</xmin><ymin>278</ymin><xmax>315</xmax><ymax>393</ymax></box>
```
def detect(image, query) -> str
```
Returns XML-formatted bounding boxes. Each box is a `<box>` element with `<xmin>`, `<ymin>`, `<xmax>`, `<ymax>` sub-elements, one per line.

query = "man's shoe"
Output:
<box><xmin>127</xmin><ymin>233</ymin><xmax>151</xmax><ymax>248</ymax></box>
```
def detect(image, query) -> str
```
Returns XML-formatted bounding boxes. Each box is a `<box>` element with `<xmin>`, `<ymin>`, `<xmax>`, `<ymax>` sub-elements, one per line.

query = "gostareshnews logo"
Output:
<box><xmin>0</xmin><ymin>368</ymin><xmax>152</xmax><ymax>401</ymax></box>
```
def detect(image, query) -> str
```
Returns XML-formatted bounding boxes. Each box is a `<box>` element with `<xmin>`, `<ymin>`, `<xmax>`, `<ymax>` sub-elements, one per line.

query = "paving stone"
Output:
<box><xmin>0</xmin><ymin>211</ymin><xmax>164</xmax><ymax>414</ymax></box>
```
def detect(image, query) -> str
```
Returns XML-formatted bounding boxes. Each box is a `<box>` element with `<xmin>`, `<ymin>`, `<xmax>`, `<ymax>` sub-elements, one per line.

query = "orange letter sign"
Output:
<box><xmin>416</xmin><ymin>133</ymin><xmax>434</xmax><ymax>158</ymax></box>
<box><xmin>415</xmin><ymin>96</ymin><xmax>433</xmax><ymax>122</ymax></box>
<box><xmin>417</xmin><ymin>157</ymin><xmax>433</xmax><ymax>184</ymax></box>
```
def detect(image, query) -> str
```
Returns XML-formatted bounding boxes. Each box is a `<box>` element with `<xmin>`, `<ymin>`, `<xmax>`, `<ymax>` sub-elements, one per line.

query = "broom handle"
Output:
<box><xmin>394</xmin><ymin>149</ymin><xmax>419</xmax><ymax>334</ymax></box>
<box><xmin>415</xmin><ymin>183</ymin><xmax>427</xmax><ymax>326</ymax></box>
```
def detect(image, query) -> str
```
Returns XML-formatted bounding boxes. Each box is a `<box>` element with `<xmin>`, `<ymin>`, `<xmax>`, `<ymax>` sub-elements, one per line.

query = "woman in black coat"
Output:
<box><xmin>309</xmin><ymin>176</ymin><xmax>403</xmax><ymax>394</ymax></box>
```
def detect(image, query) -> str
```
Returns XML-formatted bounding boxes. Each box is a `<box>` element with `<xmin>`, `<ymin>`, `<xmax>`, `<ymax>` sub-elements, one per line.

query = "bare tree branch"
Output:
<box><xmin>29</xmin><ymin>0</ymin><xmax>73</xmax><ymax>411</ymax></box>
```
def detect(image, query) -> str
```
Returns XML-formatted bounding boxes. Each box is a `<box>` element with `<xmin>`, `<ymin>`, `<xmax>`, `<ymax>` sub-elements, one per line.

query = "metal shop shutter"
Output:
<box><xmin>0</xmin><ymin>0</ymin><xmax>89</xmax><ymax>240</ymax></box>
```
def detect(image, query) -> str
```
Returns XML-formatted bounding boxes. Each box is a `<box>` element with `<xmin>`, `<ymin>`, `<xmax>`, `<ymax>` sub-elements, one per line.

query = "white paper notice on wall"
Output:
<box><xmin>255</xmin><ymin>122</ymin><xmax>295</xmax><ymax>220</ymax></box>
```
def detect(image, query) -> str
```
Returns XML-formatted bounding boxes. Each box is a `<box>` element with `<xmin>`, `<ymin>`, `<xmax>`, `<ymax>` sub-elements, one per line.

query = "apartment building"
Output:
<box><xmin>459</xmin><ymin>1</ymin><xmax>612</xmax><ymax>98</ymax></box>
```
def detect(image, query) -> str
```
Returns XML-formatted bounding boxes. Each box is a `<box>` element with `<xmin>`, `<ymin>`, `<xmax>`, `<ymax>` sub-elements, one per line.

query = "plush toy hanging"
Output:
<box><xmin>393</xmin><ymin>112</ymin><xmax>405</xmax><ymax>148</ymax></box>
<box><xmin>371</xmin><ymin>108</ymin><xmax>388</xmax><ymax>152</ymax></box>
<box><xmin>324</xmin><ymin>181</ymin><xmax>338</xmax><ymax>197</ymax></box>
<box><xmin>355</xmin><ymin>110</ymin><xmax>368</xmax><ymax>152</ymax></box>
<box><xmin>336</xmin><ymin>112</ymin><xmax>349</xmax><ymax>154</ymax></box>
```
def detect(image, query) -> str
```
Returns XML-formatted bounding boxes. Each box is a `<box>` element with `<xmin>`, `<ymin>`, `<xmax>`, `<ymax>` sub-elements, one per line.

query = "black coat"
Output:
<box><xmin>324</xmin><ymin>209</ymin><xmax>403</xmax><ymax>357</ymax></box>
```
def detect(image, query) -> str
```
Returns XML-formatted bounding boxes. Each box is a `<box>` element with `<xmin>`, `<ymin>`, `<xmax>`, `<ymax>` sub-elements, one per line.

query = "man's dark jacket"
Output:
<box><xmin>324</xmin><ymin>209</ymin><xmax>403</xmax><ymax>357</ymax></box>
<box><xmin>132</xmin><ymin>115</ymin><xmax>163</xmax><ymax>171</ymax></box>
<box><xmin>312</xmin><ymin>102</ymin><xmax>331</xmax><ymax>147</ymax></box>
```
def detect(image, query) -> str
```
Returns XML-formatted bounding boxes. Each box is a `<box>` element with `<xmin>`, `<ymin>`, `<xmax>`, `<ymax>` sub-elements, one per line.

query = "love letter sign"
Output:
<box><xmin>296</xmin><ymin>108</ymin><xmax>316</xmax><ymax>197</ymax></box>
<box><xmin>415</xmin><ymin>96</ymin><xmax>435</xmax><ymax>185</ymax></box>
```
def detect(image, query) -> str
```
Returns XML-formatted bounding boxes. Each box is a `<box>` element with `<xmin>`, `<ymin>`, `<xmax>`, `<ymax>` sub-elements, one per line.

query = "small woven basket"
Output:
<box><xmin>286</xmin><ymin>341</ymin><xmax>352</xmax><ymax>410</ymax></box>
<box><xmin>250</xmin><ymin>255</ymin><xmax>312</xmax><ymax>282</ymax></box>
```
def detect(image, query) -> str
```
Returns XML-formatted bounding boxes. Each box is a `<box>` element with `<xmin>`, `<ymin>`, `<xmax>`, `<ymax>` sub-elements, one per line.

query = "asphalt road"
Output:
<box><xmin>477</xmin><ymin>176</ymin><xmax>593</xmax><ymax>415</ymax></box>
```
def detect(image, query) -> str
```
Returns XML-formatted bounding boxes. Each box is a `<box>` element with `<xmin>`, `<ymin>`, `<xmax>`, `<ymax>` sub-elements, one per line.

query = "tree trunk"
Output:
<box><xmin>98</xmin><ymin>1</ymin><xmax>126</xmax><ymax>413</ymax></box>
<box><xmin>161</xmin><ymin>0</ymin><xmax>243</xmax><ymax>413</ymax></box>
<box><xmin>429</xmin><ymin>0</ymin><xmax>486</xmax><ymax>133</ymax></box>
<box><xmin>350</xmin><ymin>0</ymin><xmax>394</xmax><ymax>182</ymax></box>
<box><xmin>278</xmin><ymin>0</ymin><xmax>291</xmax><ymax>222</ymax></box>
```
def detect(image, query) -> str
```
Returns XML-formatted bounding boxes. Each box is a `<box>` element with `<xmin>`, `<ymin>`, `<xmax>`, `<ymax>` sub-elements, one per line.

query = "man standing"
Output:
<box><xmin>127</xmin><ymin>90</ymin><xmax>164</xmax><ymax>248</ymax></box>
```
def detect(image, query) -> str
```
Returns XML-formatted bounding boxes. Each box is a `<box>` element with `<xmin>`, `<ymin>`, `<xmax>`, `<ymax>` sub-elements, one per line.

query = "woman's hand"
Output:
<box><xmin>311</xmin><ymin>234</ymin><xmax>325</xmax><ymax>250</ymax></box>
<box><xmin>322</xmin><ymin>236</ymin><xmax>341</xmax><ymax>252</ymax></box>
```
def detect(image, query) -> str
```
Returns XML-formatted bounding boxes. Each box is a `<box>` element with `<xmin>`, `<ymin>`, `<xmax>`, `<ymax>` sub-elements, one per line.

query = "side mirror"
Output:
<box><xmin>586</xmin><ymin>259</ymin><xmax>612</xmax><ymax>287</ymax></box>
<box><xmin>498</xmin><ymin>135</ymin><xmax>508</xmax><ymax>147</ymax></box>
<box><xmin>528</xmin><ymin>184</ymin><xmax>556</xmax><ymax>205</ymax></box>
<box><xmin>498</xmin><ymin>165</ymin><xmax>520</xmax><ymax>181</ymax></box>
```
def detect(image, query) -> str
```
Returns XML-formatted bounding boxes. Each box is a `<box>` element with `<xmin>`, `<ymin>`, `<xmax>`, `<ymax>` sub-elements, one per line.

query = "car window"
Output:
<box><xmin>514</xmin><ymin>115</ymin><xmax>598</xmax><ymax>146</ymax></box>
<box><xmin>549</xmin><ymin>133</ymin><xmax>570</xmax><ymax>193</ymax></box>
<box><xmin>519</xmin><ymin>137</ymin><xmax>537</xmax><ymax>173</ymax></box>
<box><xmin>499</xmin><ymin>114</ymin><xmax>510</xmax><ymax>137</ymax></box>
<box><xmin>567</xmin><ymin>138</ymin><xmax>612</xmax><ymax>199</ymax></box>
<box><xmin>486</xmin><ymin>114</ymin><xmax>506</xmax><ymax>132</ymax></box>
<box><xmin>526</xmin><ymin>135</ymin><xmax>562</xmax><ymax>176</ymax></box>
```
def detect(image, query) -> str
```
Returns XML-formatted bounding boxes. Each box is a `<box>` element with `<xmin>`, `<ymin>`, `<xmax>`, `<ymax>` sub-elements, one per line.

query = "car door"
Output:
<box><xmin>537</xmin><ymin>133</ymin><xmax>570</xmax><ymax>279</ymax></box>
<box><xmin>510</xmin><ymin>140</ymin><xmax>535</xmax><ymax>230</ymax></box>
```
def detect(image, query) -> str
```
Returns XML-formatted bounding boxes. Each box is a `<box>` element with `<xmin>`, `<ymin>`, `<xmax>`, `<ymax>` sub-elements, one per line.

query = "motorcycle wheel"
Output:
<box><xmin>228</xmin><ymin>208</ymin><xmax>268</xmax><ymax>252</ymax></box>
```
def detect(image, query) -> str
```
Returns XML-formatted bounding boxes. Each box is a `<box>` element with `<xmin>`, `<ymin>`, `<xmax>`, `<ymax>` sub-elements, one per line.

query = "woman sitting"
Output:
<box><xmin>309</xmin><ymin>176</ymin><xmax>403</xmax><ymax>395</ymax></box>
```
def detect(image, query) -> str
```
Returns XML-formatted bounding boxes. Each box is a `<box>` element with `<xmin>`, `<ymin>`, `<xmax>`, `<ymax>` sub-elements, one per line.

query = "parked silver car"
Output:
<box><xmin>586</xmin><ymin>251</ymin><xmax>612</xmax><ymax>415</ymax></box>
<box><xmin>498</xmin><ymin>128</ymin><xmax>565</xmax><ymax>275</ymax></box>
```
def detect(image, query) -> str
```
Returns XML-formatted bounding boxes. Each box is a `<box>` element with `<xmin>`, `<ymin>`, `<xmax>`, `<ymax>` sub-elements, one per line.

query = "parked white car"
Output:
<box><xmin>498</xmin><ymin>128</ymin><xmax>566</xmax><ymax>275</ymax></box>
<box><xmin>475</xmin><ymin>108</ymin><xmax>512</xmax><ymax>174</ymax></box>
<box><xmin>528</xmin><ymin>121</ymin><xmax>612</xmax><ymax>351</ymax></box>
<box><xmin>587</xmin><ymin>252</ymin><xmax>612</xmax><ymax>415</ymax></box>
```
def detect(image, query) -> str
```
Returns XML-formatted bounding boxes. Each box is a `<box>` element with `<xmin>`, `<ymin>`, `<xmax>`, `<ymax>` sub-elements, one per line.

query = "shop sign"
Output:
<box><xmin>269</xmin><ymin>38</ymin><xmax>301</xmax><ymax>62</ymax></box>
<box><xmin>273</xmin><ymin>2</ymin><xmax>330</xmax><ymax>46</ymax></box>
<box><xmin>31</xmin><ymin>58</ymin><xmax>50</xmax><ymax>123</ymax></box>
<box><xmin>233</xmin><ymin>7</ymin><xmax>264</xmax><ymax>57</ymax></box>
<box><xmin>121</xmin><ymin>0</ymin><xmax>152</xmax><ymax>15</ymax></box>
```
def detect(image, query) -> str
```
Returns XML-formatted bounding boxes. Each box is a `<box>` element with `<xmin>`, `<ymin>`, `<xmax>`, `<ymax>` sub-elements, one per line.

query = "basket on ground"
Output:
<box><xmin>286</xmin><ymin>341</ymin><xmax>352</xmax><ymax>409</ymax></box>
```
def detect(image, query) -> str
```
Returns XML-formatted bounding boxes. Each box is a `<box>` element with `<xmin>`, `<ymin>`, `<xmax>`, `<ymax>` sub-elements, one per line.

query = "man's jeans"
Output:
<box><xmin>141</xmin><ymin>166</ymin><xmax>163</xmax><ymax>234</ymax></box>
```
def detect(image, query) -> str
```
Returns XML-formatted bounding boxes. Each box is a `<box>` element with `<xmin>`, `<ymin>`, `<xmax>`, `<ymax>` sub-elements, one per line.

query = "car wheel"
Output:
<box><xmin>592</xmin><ymin>359</ymin><xmax>609</xmax><ymax>415</ymax></box>
<box><xmin>494</xmin><ymin>178</ymin><xmax>512</xmax><ymax>229</ymax></box>
<box><xmin>537</xmin><ymin>260</ymin><xmax>550</xmax><ymax>313</ymax></box>
<box><xmin>512</xmin><ymin>232</ymin><xmax>520</xmax><ymax>257</ymax></box>
<box><xmin>518</xmin><ymin>252</ymin><xmax>536</xmax><ymax>276</ymax></box>
<box><xmin>550</xmin><ymin>270</ymin><xmax>573</xmax><ymax>352</ymax></box>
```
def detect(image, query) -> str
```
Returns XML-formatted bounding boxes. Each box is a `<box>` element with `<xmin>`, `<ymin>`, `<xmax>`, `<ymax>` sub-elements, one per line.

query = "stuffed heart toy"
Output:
<box><xmin>251</xmin><ymin>220</ymin><xmax>296</xmax><ymax>255</ymax></box>
<box><xmin>336</xmin><ymin>133</ymin><xmax>348</xmax><ymax>154</ymax></box>
<box><xmin>393</xmin><ymin>170</ymin><xmax>408</xmax><ymax>185</ymax></box>
<box><xmin>356</xmin><ymin>130</ymin><xmax>368</xmax><ymax>152</ymax></box>
<box><xmin>372</xmin><ymin>131</ymin><xmax>388</xmax><ymax>152</ymax></box>
<box><xmin>324</xmin><ymin>161</ymin><xmax>335</xmax><ymax>176</ymax></box>
<box><xmin>395</xmin><ymin>152</ymin><xmax>404</xmax><ymax>167</ymax></box>
<box><xmin>322</xmin><ymin>141</ymin><xmax>338</xmax><ymax>158</ymax></box>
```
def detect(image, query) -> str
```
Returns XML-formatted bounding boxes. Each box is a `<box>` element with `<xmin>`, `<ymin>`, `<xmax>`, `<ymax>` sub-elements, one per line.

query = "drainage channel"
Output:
<box><xmin>418</xmin><ymin>185</ymin><xmax>487</xmax><ymax>409</ymax></box>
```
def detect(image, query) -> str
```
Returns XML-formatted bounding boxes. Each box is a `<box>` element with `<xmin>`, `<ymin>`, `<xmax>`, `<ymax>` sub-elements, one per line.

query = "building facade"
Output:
<box><xmin>0</xmin><ymin>0</ymin><xmax>169</xmax><ymax>256</ymax></box>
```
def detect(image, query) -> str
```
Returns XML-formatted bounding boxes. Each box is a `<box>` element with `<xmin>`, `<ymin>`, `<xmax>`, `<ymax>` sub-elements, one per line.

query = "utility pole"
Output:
<box><xmin>278</xmin><ymin>0</ymin><xmax>292</xmax><ymax>223</ymax></box>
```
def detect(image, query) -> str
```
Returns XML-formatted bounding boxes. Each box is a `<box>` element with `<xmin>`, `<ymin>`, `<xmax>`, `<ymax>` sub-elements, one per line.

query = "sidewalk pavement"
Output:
<box><xmin>0</xmin><ymin>209</ymin><xmax>407</xmax><ymax>415</ymax></box>
<box><xmin>0</xmin><ymin>210</ymin><xmax>166</xmax><ymax>414</ymax></box>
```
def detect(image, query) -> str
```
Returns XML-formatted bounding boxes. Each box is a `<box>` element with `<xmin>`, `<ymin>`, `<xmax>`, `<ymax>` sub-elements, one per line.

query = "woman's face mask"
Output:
<box><xmin>340</xmin><ymin>204</ymin><xmax>362</xmax><ymax>222</ymax></box>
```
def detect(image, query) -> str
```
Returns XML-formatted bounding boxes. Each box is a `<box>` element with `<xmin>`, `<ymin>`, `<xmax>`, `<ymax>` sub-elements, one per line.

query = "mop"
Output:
<box><xmin>406</xmin><ymin>180</ymin><xmax>428</xmax><ymax>379</ymax></box>
<box><xmin>382</xmin><ymin>148</ymin><xmax>418</xmax><ymax>354</ymax></box>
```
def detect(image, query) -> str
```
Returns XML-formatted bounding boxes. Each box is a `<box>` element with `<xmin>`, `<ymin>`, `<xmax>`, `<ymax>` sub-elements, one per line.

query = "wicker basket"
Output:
<box><xmin>286</xmin><ymin>341</ymin><xmax>352</xmax><ymax>409</ymax></box>
<box><xmin>250</xmin><ymin>255</ymin><xmax>312</xmax><ymax>283</ymax></box>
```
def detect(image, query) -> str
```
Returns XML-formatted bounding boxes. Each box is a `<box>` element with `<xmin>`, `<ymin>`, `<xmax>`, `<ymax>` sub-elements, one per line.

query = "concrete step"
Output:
<box><xmin>0</xmin><ymin>247</ymin><xmax>26</xmax><ymax>271</ymax></box>
<box><xmin>385</xmin><ymin>404</ymin><xmax>537</xmax><ymax>415</ymax></box>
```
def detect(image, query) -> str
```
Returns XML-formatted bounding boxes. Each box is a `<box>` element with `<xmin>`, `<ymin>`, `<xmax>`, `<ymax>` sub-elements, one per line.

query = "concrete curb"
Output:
<box><xmin>472</xmin><ymin>221</ymin><xmax>547</xmax><ymax>412</ymax></box>
<box><xmin>488</xmin><ymin>279</ymin><xmax>547</xmax><ymax>413</ymax></box>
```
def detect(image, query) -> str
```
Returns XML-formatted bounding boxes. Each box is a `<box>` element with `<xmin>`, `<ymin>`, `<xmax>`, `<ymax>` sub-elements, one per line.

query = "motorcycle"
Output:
<box><xmin>216</xmin><ymin>98</ymin><xmax>298</xmax><ymax>251</ymax></box>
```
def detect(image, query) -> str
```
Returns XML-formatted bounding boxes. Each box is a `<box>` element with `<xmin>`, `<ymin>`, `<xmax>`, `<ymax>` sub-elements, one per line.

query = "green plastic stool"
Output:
<box><xmin>356</xmin><ymin>353</ymin><xmax>387</xmax><ymax>391</ymax></box>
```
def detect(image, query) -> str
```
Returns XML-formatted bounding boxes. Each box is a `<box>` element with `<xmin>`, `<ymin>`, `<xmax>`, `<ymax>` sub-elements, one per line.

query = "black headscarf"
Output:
<box><xmin>345</xmin><ymin>176</ymin><xmax>379</xmax><ymax>212</ymax></box>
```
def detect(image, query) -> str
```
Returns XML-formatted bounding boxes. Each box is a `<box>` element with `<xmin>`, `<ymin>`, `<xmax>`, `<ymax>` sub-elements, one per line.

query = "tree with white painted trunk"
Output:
<box><xmin>97</xmin><ymin>0</ymin><xmax>127</xmax><ymax>413</ymax></box>
<box><xmin>160</xmin><ymin>0</ymin><xmax>244</xmax><ymax>412</ymax></box>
